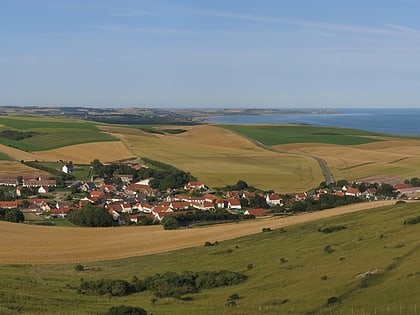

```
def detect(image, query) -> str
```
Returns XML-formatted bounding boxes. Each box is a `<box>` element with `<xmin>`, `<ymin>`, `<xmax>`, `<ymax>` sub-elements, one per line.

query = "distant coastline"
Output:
<box><xmin>205</xmin><ymin>108</ymin><xmax>420</xmax><ymax>136</ymax></box>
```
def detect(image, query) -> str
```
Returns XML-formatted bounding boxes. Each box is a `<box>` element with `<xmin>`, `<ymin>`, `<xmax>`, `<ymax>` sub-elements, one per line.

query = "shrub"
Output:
<box><xmin>318</xmin><ymin>225</ymin><xmax>347</xmax><ymax>234</ymax></box>
<box><xmin>74</xmin><ymin>264</ymin><xmax>84</xmax><ymax>272</ymax></box>
<box><xmin>105</xmin><ymin>305</ymin><xmax>148</xmax><ymax>315</ymax></box>
<box><xmin>403</xmin><ymin>215</ymin><xmax>420</xmax><ymax>225</ymax></box>
<box><xmin>262</xmin><ymin>227</ymin><xmax>272</xmax><ymax>232</ymax></box>
<box><xmin>327</xmin><ymin>296</ymin><xmax>339</xmax><ymax>304</ymax></box>
<box><xmin>324</xmin><ymin>245</ymin><xmax>334</xmax><ymax>253</ymax></box>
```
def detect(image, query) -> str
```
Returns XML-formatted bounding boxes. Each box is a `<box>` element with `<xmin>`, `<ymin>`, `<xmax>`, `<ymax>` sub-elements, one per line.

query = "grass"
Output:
<box><xmin>0</xmin><ymin>116</ymin><xmax>117</xmax><ymax>151</ymax></box>
<box><xmin>0</xmin><ymin>151</ymin><xmax>13</xmax><ymax>161</ymax></box>
<box><xmin>1</xmin><ymin>202</ymin><xmax>419</xmax><ymax>314</ymax></box>
<box><xmin>220</xmin><ymin>124</ymin><xmax>387</xmax><ymax>146</ymax></box>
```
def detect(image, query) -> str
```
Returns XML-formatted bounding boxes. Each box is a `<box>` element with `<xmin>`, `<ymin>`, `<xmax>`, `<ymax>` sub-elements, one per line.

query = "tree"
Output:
<box><xmin>236</xmin><ymin>180</ymin><xmax>248</xmax><ymax>190</ymax></box>
<box><xmin>161</xmin><ymin>215</ymin><xmax>179</xmax><ymax>230</ymax></box>
<box><xmin>377</xmin><ymin>183</ymin><xmax>395</xmax><ymax>197</ymax></box>
<box><xmin>4</xmin><ymin>208</ymin><xmax>25</xmax><ymax>223</ymax></box>
<box><xmin>67</xmin><ymin>204</ymin><xmax>114</xmax><ymax>227</ymax></box>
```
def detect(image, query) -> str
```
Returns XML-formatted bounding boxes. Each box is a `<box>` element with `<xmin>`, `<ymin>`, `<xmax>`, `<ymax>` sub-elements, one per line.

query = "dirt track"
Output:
<box><xmin>0</xmin><ymin>200</ymin><xmax>398</xmax><ymax>264</ymax></box>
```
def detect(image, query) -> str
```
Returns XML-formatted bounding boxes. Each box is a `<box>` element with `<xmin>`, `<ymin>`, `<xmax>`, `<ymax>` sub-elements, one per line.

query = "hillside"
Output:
<box><xmin>0</xmin><ymin>201</ymin><xmax>419</xmax><ymax>314</ymax></box>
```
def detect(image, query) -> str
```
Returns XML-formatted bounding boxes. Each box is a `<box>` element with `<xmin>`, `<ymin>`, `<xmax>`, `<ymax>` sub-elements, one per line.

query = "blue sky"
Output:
<box><xmin>2</xmin><ymin>0</ymin><xmax>420</xmax><ymax>108</ymax></box>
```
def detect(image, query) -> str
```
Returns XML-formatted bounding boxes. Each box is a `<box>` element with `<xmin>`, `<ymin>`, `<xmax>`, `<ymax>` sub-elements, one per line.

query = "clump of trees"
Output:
<box><xmin>77</xmin><ymin>270</ymin><xmax>247</xmax><ymax>299</ymax></box>
<box><xmin>66</xmin><ymin>204</ymin><xmax>115</xmax><ymax>227</ymax></box>
<box><xmin>90</xmin><ymin>158</ymin><xmax>195</xmax><ymax>191</ymax></box>
<box><xmin>163</xmin><ymin>210</ymin><xmax>254</xmax><ymax>229</ymax></box>
<box><xmin>0</xmin><ymin>208</ymin><xmax>25</xmax><ymax>223</ymax></box>
<box><xmin>0</xmin><ymin>130</ymin><xmax>40</xmax><ymax>140</ymax></box>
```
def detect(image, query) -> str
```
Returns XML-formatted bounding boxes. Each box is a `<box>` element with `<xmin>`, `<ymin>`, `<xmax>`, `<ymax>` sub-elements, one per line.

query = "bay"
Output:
<box><xmin>205</xmin><ymin>108</ymin><xmax>420</xmax><ymax>136</ymax></box>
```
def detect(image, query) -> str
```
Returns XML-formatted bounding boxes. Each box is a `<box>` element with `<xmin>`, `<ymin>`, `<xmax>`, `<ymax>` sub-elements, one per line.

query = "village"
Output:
<box><xmin>1</xmin><ymin>159</ymin><xmax>420</xmax><ymax>227</ymax></box>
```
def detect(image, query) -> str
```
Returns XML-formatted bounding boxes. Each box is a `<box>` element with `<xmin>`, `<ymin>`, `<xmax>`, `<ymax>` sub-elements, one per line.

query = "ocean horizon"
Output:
<box><xmin>205</xmin><ymin>108</ymin><xmax>420</xmax><ymax>136</ymax></box>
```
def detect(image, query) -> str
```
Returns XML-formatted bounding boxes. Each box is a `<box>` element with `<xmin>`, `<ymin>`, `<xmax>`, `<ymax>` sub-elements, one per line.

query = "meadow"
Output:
<box><xmin>0</xmin><ymin>115</ymin><xmax>117</xmax><ymax>151</ymax></box>
<box><xmin>0</xmin><ymin>201</ymin><xmax>419</xmax><ymax>314</ymax></box>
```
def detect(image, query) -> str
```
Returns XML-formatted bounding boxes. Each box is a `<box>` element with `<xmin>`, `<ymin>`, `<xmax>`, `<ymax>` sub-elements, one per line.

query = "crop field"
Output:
<box><xmin>0</xmin><ymin>201</ymin><xmax>419</xmax><ymax>314</ymax></box>
<box><xmin>0</xmin><ymin>115</ymin><xmax>117</xmax><ymax>151</ymax></box>
<box><xmin>0</xmin><ymin>141</ymin><xmax>135</xmax><ymax>165</ymax></box>
<box><xmin>0</xmin><ymin>161</ymin><xmax>51</xmax><ymax>177</ymax></box>
<box><xmin>1</xmin><ymin>114</ymin><xmax>419</xmax><ymax>190</ymax></box>
<box><xmin>276</xmin><ymin>139</ymin><xmax>420</xmax><ymax>181</ymax></box>
<box><xmin>105</xmin><ymin>124</ymin><xmax>323</xmax><ymax>192</ymax></box>
<box><xmin>220</xmin><ymin>124</ymin><xmax>389</xmax><ymax>146</ymax></box>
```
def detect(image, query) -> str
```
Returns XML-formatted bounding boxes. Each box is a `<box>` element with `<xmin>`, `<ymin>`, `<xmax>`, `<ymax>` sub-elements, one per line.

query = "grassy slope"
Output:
<box><xmin>0</xmin><ymin>203</ymin><xmax>419</xmax><ymax>315</ymax></box>
<box><xmin>0</xmin><ymin>115</ymin><xmax>117</xmax><ymax>151</ymax></box>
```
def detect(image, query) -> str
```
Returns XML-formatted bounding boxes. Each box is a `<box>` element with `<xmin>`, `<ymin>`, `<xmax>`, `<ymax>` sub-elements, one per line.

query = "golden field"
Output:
<box><xmin>2</xmin><ymin>123</ymin><xmax>420</xmax><ymax>191</ymax></box>
<box><xmin>0</xmin><ymin>142</ymin><xmax>135</xmax><ymax>164</ymax></box>
<box><xmin>105</xmin><ymin>125</ymin><xmax>323</xmax><ymax>192</ymax></box>
<box><xmin>276</xmin><ymin>139</ymin><xmax>420</xmax><ymax>182</ymax></box>
<box><xmin>0</xmin><ymin>200</ymin><xmax>397</xmax><ymax>264</ymax></box>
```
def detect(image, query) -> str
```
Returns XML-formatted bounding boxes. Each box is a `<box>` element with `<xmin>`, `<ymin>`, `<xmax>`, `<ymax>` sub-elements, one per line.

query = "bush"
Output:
<box><xmin>74</xmin><ymin>264</ymin><xmax>84</xmax><ymax>272</ymax></box>
<box><xmin>262</xmin><ymin>227</ymin><xmax>272</xmax><ymax>232</ymax></box>
<box><xmin>318</xmin><ymin>225</ymin><xmax>347</xmax><ymax>234</ymax></box>
<box><xmin>327</xmin><ymin>296</ymin><xmax>339</xmax><ymax>304</ymax></box>
<box><xmin>403</xmin><ymin>215</ymin><xmax>420</xmax><ymax>225</ymax></box>
<box><xmin>105</xmin><ymin>305</ymin><xmax>147</xmax><ymax>315</ymax></box>
<box><xmin>324</xmin><ymin>245</ymin><xmax>334</xmax><ymax>253</ymax></box>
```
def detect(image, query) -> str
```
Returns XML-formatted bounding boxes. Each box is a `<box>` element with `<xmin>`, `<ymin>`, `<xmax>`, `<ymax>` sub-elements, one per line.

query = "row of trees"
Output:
<box><xmin>161</xmin><ymin>209</ymin><xmax>255</xmax><ymax>230</ymax></box>
<box><xmin>78</xmin><ymin>270</ymin><xmax>247</xmax><ymax>299</ymax></box>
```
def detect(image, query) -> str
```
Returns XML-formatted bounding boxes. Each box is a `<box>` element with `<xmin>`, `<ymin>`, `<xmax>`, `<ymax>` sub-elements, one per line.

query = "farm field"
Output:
<box><xmin>0</xmin><ymin>200</ymin><xmax>399</xmax><ymax>264</ymax></box>
<box><xmin>1</xmin><ymin>114</ymin><xmax>420</xmax><ymax>191</ymax></box>
<box><xmin>276</xmin><ymin>139</ymin><xmax>420</xmax><ymax>182</ymax></box>
<box><xmin>0</xmin><ymin>115</ymin><xmax>117</xmax><ymax>151</ymax></box>
<box><xmin>0</xmin><ymin>201</ymin><xmax>419</xmax><ymax>314</ymax></box>
<box><xmin>105</xmin><ymin>124</ymin><xmax>324</xmax><ymax>192</ymax></box>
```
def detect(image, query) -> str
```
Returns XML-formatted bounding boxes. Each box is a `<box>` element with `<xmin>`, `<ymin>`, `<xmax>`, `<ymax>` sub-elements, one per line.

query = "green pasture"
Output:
<box><xmin>0</xmin><ymin>116</ymin><xmax>117</xmax><ymax>151</ymax></box>
<box><xmin>1</xmin><ymin>202</ymin><xmax>419</xmax><ymax>314</ymax></box>
<box><xmin>221</xmin><ymin>124</ymin><xmax>389</xmax><ymax>146</ymax></box>
<box><xmin>0</xmin><ymin>151</ymin><xmax>13</xmax><ymax>161</ymax></box>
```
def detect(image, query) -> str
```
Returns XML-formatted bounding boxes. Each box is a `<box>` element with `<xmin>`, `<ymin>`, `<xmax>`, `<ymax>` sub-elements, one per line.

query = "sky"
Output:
<box><xmin>2</xmin><ymin>0</ymin><xmax>420</xmax><ymax>108</ymax></box>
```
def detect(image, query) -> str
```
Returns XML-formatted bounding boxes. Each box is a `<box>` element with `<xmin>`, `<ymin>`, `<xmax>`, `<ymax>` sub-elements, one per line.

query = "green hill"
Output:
<box><xmin>1</xmin><ymin>202</ymin><xmax>419</xmax><ymax>314</ymax></box>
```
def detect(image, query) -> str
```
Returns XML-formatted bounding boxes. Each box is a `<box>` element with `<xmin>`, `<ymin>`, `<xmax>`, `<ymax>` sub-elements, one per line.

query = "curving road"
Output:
<box><xmin>235</xmin><ymin>133</ymin><xmax>335</xmax><ymax>186</ymax></box>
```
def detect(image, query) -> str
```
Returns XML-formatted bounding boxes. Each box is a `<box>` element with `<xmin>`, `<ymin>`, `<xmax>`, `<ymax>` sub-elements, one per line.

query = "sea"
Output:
<box><xmin>205</xmin><ymin>108</ymin><xmax>420</xmax><ymax>136</ymax></box>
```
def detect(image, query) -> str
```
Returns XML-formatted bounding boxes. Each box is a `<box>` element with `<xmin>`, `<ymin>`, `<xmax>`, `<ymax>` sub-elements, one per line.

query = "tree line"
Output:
<box><xmin>77</xmin><ymin>270</ymin><xmax>247</xmax><ymax>299</ymax></box>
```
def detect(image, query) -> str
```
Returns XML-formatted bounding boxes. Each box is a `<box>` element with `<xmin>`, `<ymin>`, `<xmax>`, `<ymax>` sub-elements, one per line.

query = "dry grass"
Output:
<box><xmin>0</xmin><ymin>161</ymin><xmax>51</xmax><ymax>177</ymax></box>
<box><xmin>275</xmin><ymin>139</ymin><xmax>420</xmax><ymax>181</ymax></box>
<box><xmin>0</xmin><ymin>200</ymin><xmax>398</xmax><ymax>264</ymax></box>
<box><xmin>108</xmin><ymin>125</ymin><xmax>323</xmax><ymax>192</ymax></box>
<box><xmin>0</xmin><ymin>142</ymin><xmax>135</xmax><ymax>164</ymax></box>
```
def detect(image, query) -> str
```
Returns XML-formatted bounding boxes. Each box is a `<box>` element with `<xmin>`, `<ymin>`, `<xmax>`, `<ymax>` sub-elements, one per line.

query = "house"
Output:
<box><xmin>226</xmin><ymin>198</ymin><xmax>241</xmax><ymax>210</ymax></box>
<box><xmin>184</xmin><ymin>181</ymin><xmax>206</xmax><ymax>191</ymax></box>
<box><xmin>266</xmin><ymin>193</ymin><xmax>283</xmax><ymax>207</ymax></box>
<box><xmin>62</xmin><ymin>164</ymin><xmax>74</xmax><ymax>174</ymax></box>
<box><xmin>244</xmin><ymin>208</ymin><xmax>266</xmax><ymax>216</ymax></box>
<box><xmin>345</xmin><ymin>187</ymin><xmax>361</xmax><ymax>197</ymax></box>
<box><xmin>295</xmin><ymin>192</ymin><xmax>307</xmax><ymax>201</ymax></box>
<box><xmin>37</xmin><ymin>186</ymin><xmax>49</xmax><ymax>194</ymax></box>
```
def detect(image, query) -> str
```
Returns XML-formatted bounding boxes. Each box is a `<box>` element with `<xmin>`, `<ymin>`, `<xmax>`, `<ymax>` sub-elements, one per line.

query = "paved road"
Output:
<box><xmin>312</xmin><ymin>156</ymin><xmax>334</xmax><ymax>185</ymax></box>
